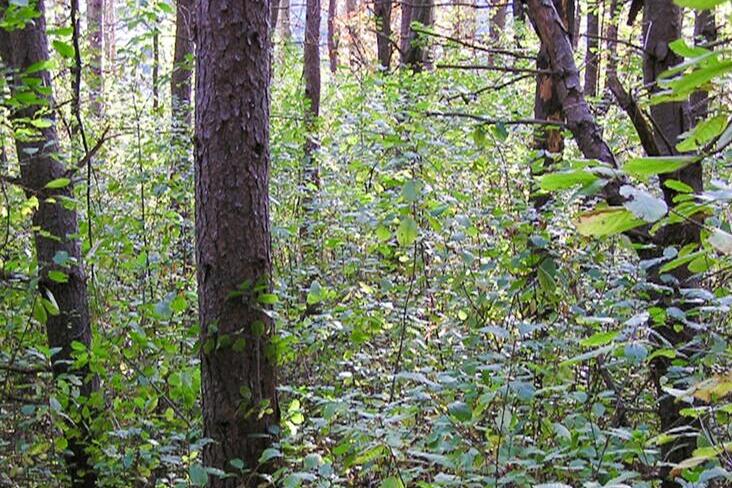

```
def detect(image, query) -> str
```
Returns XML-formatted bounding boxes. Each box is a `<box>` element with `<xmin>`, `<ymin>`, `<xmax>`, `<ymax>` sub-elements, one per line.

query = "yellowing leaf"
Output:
<box><xmin>575</xmin><ymin>207</ymin><xmax>645</xmax><ymax>237</ymax></box>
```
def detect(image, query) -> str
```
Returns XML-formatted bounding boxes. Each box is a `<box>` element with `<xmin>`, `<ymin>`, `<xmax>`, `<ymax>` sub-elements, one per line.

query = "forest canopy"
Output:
<box><xmin>0</xmin><ymin>0</ymin><xmax>731</xmax><ymax>487</ymax></box>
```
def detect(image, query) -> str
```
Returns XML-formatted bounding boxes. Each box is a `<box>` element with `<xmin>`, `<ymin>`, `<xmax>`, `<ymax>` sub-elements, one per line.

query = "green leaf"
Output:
<box><xmin>48</xmin><ymin>270</ymin><xmax>68</xmax><ymax>283</ymax></box>
<box><xmin>673</xmin><ymin>0</ymin><xmax>730</xmax><ymax>11</ymax></box>
<box><xmin>623</xmin><ymin>156</ymin><xmax>696</xmax><ymax>181</ymax></box>
<box><xmin>380</xmin><ymin>477</ymin><xmax>405</xmax><ymax>488</ymax></box>
<box><xmin>188</xmin><ymin>464</ymin><xmax>208</xmax><ymax>486</ymax></box>
<box><xmin>229</xmin><ymin>458</ymin><xmax>245</xmax><ymax>470</ymax></box>
<box><xmin>676</xmin><ymin>115</ymin><xmax>728</xmax><ymax>152</ymax></box>
<box><xmin>708</xmin><ymin>229</ymin><xmax>732</xmax><ymax>255</ymax></box>
<box><xmin>620</xmin><ymin>185</ymin><xmax>668</xmax><ymax>222</ymax></box>
<box><xmin>668</xmin><ymin>39</ymin><xmax>709</xmax><ymax>58</ymax></box>
<box><xmin>575</xmin><ymin>207</ymin><xmax>645</xmax><ymax>237</ymax></box>
<box><xmin>447</xmin><ymin>401</ymin><xmax>472</xmax><ymax>422</ymax></box>
<box><xmin>538</xmin><ymin>169</ymin><xmax>598</xmax><ymax>191</ymax></box>
<box><xmin>33</xmin><ymin>299</ymin><xmax>47</xmax><ymax>324</ymax></box>
<box><xmin>580</xmin><ymin>330</ymin><xmax>619</xmax><ymax>347</ymax></box>
<box><xmin>170</xmin><ymin>294</ymin><xmax>187</xmax><ymax>313</ymax></box>
<box><xmin>401</xmin><ymin>179</ymin><xmax>421</xmax><ymax>202</ymax></box>
<box><xmin>258</xmin><ymin>447</ymin><xmax>282</xmax><ymax>463</ymax></box>
<box><xmin>45</xmin><ymin>177</ymin><xmax>70</xmax><ymax>189</ymax></box>
<box><xmin>560</xmin><ymin>344</ymin><xmax>615</xmax><ymax>366</ymax></box>
<box><xmin>396</xmin><ymin>216</ymin><xmax>418</xmax><ymax>247</ymax></box>
<box><xmin>52</xmin><ymin>40</ymin><xmax>75</xmax><ymax>58</ymax></box>
<box><xmin>258</xmin><ymin>293</ymin><xmax>278</xmax><ymax>305</ymax></box>
<box><xmin>665</xmin><ymin>60</ymin><xmax>732</xmax><ymax>97</ymax></box>
<box><xmin>306</xmin><ymin>280</ymin><xmax>322</xmax><ymax>305</ymax></box>
<box><xmin>664</xmin><ymin>179</ymin><xmax>694</xmax><ymax>194</ymax></box>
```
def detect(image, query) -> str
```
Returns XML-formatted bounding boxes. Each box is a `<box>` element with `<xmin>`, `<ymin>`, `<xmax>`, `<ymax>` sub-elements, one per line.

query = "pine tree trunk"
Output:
<box><xmin>171</xmin><ymin>0</ymin><xmax>194</xmax><ymax>132</ymax></box>
<box><xmin>584</xmin><ymin>0</ymin><xmax>599</xmax><ymax>96</ymax></box>
<box><xmin>280</xmin><ymin>0</ymin><xmax>292</xmax><ymax>39</ymax></box>
<box><xmin>195</xmin><ymin>0</ymin><xmax>280</xmax><ymax>483</ymax></box>
<box><xmin>0</xmin><ymin>1</ymin><xmax>98</xmax><ymax>484</ymax></box>
<box><xmin>103</xmin><ymin>0</ymin><xmax>115</xmax><ymax>73</ymax></box>
<box><xmin>328</xmin><ymin>0</ymin><xmax>339</xmax><ymax>72</ymax></box>
<box><xmin>87</xmin><ymin>0</ymin><xmax>103</xmax><ymax>110</ymax></box>
<box><xmin>401</xmin><ymin>0</ymin><xmax>433</xmax><ymax>70</ymax></box>
<box><xmin>374</xmin><ymin>0</ymin><xmax>392</xmax><ymax>69</ymax></box>
<box><xmin>303</xmin><ymin>0</ymin><xmax>322</xmax><ymax>221</ymax></box>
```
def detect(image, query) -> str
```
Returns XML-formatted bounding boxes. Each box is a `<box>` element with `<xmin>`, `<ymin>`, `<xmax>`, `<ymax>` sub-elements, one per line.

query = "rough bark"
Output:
<box><xmin>489</xmin><ymin>0</ymin><xmax>506</xmax><ymax>46</ymax></box>
<box><xmin>584</xmin><ymin>0</ymin><xmax>599</xmax><ymax>96</ymax></box>
<box><xmin>303</xmin><ymin>0</ymin><xmax>322</xmax><ymax>215</ymax></box>
<box><xmin>401</xmin><ymin>0</ymin><xmax>433</xmax><ymax>70</ymax></box>
<box><xmin>0</xmin><ymin>0</ymin><xmax>98</xmax><ymax>484</ymax></box>
<box><xmin>328</xmin><ymin>0</ymin><xmax>339</xmax><ymax>72</ymax></box>
<box><xmin>374</xmin><ymin>0</ymin><xmax>392</xmax><ymax>69</ymax></box>
<box><xmin>346</xmin><ymin>0</ymin><xmax>363</xmax><ymax>67</ymax></box>
<box><xmin>271</xmin><ymin>0</ymin><xmax>280</xmax><ymax>34</ymax></box>
<box><xmin>399</xmin><ymin>0</ymin><xmax>413</xmax><ymax>56</ymax></box>
<box><xmin>87</xmin><ymin>0</ymin><xmax>103</xmax><ymax>110</ymax></box>
<box><xmin>195</xmin><ymin>0</ymin><xmax>280</xmax><ymax>483</ymax></box>
<box><xmin>690</xmin><ymin>10</ymin><xmax>716</xmax><ymax>123</ymax></box>
<box><xmin>605</xmin><ymin>0</ymin><xmax>620</xmax><ymax>80</ymax></box>
<box><xmin>532</xmin><ymin>0</ymin><xmax>575</xmax><ymax>208</ymax></box>
<box><xmin>280</xmin><ymin>0</ymin><xmax>291</xmax><ymax>39</ymax></box>
<box><xmin>642</xmin><ymin>2</ymin><xmax>702</xmax><ymax>483</ymax></box>
<box><xmin>171</xmin><ymin>0</ymin><xmax>194</xmax><ymax>132</ymax></box>
<box><xmin>103</xmin><ymin>0</ymin><xmax>115</xmax><ymax>72</ymax></box>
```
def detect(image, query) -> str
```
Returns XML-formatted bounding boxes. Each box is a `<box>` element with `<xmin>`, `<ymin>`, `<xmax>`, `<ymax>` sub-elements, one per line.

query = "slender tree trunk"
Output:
<box><xmin>690</xmin><ymin>10</ymin><xmax>716</xmax><ymax>123</ymax></box>
<box><xmin>584</xmin><ymin>0</ymin><xmax>599</xmax><ymax>96</ymax></box>
<box><xmin>0</xmin><ymin>1</ymin><xmax>98</xmax><ymax>485</ymax></box>
<box><xmin>512</xmin><ymin>0</ymin><xmax>525</xmax><ymax>45</ymax></box>
<box><xmin>152</xmin><ymin>27</ymin><xmax>160</xmax><ymax>110</ymax></box>
<box><xmin>642</xmin><ymin>2</ymin><xmax>701</xmax><ymax>484</ymax></box>
<box><xmin>489</xmin><ymin>0</ymin><xmax>507</xmax><ymax>63</ymax></box>
<box><xmin>605</xmin><ymin>0</ymin><xmax>620</xmax><ymax>81</ymax></box>
<box><xmin>572</xmin><ymin>0</ymin><xmax>580</xmax><ymax>49</ymax></box>
<box><xmin>328</xmin><ymin>0</ymin><xmax>339</xmax><ymax>72</ymax></box>
<box><xmin>399</xmin><ymin>0</ymin><xmax>413</xmax><ymax>57</ymax></box>
<box><xmin>103</xmin><ymin>0</ymin><xmax>115</xmax><ymax>73</ymax></box>
<box><xmin>195</xmin><ymin>0</ymin><xmax>280</xmax><ymax>483</ymax></box>
<box><xmin>303</xmin><ymin>0</ymin><xmax>322</xmax><ymax>222</ymax></box>
<box><xmin>87</xmin><ymin>0</ymin><xmax>103</xmax><ymax>111</ymax></box>
<box><xmin>374</xmin><ymin>0</ymin><xmax>392</xmax><ymax>69</ymax></box>
<box><xmin>346</xmin><ymin>0</ymin><xmax>362</xmax><ymax>67</ymax></box>
<box><xmin>271</xmin><ymin>0</ymin><xmax>280</xmax><ymax>34</ymax></box>
<box><xmin>401</xmin><ymin>0</ymin><xmax>433</xmax><ymax>70</ymax></box>
<box><xmin>280</xmin><ymin>0</ymin><xmax>292</xmax><ymax>39</ymax></box>
<box><xmin>171</xmin><ymin>0</ymin><xmax>194</xmax><ymax>132</ymax></box>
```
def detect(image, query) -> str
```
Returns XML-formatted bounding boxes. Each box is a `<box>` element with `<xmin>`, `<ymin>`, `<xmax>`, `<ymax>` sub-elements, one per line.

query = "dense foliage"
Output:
<box><xmin>1</xmin><ymin>0</ymin><xmax>731</xmax><ymax>486</ymax></box>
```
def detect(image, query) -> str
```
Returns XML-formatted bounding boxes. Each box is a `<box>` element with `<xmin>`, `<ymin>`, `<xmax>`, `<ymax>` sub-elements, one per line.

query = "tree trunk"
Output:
<box><xmin>103</xmin><ymin>0</ymin><xmax>115</xmax><ymax>73</ymax></box>
<box><xmin>195</xmin><ymin>0</ymin><xmax>280</xmax><ymax>483</ymax></box>
<box><xmin>346</xmin><ymin>0</ymin><xmax>363</xmax><ymax>67</ymax></box>
<box><xmin>489</xmin><ymin>0</ymin><xmax>507</xmax><ymax>63</ymax></box>
<box><xmin>328</xmin><ymin>0</ymin><xmax>339</xmax><ymax>72</ymax></box>
<box><xmin>690</xmin><ymin>10</ymin><xmax>716</xmax><ymax>123</ymax></box>
<box><xmin>532</xmin><ymin>0</ymin><xmax>574</xmax><ymax>208</ymax></box>
<box><xmin>605</xmin><ymin>0</ymin><xmax>620</xmax><ymax>81</ymax></box>
<box><xmin>584</xmin><ymin>0</ymin><xmax>599</xmax><ymax>96</ymax></box>
<box><xmin>171</xmin><ymin>0</ymin><xmax>194</xmax><ymax>132</ymax></box>
<box><xmin>87</xmin><ymin>0</ymin><xmax>103</xmax><ymax>110</ymax></box>
<box><xmin>303</xmin><ymin>0</ymin><xmax>322</xmax><ymax>220</ymax></box>
<box><xmin>152</xmin><ymin>27</ymin><xmax>160</xmax><ymax>110</ymax></box>
<box><xmin>399</xmin><ymin>0</ymin><xmax>412</xmax><ymax>57</ymax></box>
<box><xmin>271</xmin><ymin>0</ymin><xmax>280</xmax><ymax>34</ymax></box>
<box><xmin>401</xmin><ymin>0</ymin><xmax>433</xmax><ymax>71</ymax></box>
<box><xmin>0</xmin><ymin>1</ymin><xmax>98</xmax><ymax>485</ymax></box>
<box><xmin>572</xmin><ymin>0</ymin><xmax>580</xmax><ymax>49</ymax></box>
<box><xmin>280</xmin><ymin>0</ymin><xmax>292</xmax><ymax>39</ymax></box>
<box><xmin>642</xmin><ymin>2</ymin><xmax>701</xmax><ymax>483</ymax></box>
<box><xmin>374</xmin><ymin>0</ymin><xmax>392</xmax><ymax>70</ymax></box>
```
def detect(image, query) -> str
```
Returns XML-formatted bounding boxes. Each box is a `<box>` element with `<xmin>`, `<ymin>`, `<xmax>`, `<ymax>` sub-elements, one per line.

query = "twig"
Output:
<box><xmin>425</xmin><ymin>111</ymin><xmax>566</xmax><ymax>128</ymax></box>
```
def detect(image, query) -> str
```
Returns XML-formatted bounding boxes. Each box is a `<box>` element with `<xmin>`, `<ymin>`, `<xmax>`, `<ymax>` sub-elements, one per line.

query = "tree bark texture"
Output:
<box><xmin>271</xmin><ymin>0</ymin><xmax>280</xmax><ymax>34</ymax></box>
<box><xmin>399</xmin><ymin>0</ymin><xmax>412</xmax><ymax>56</ymax></box>
<box><xmin>303</xmin><ymin>0</ymin><xmax>322</xmax><ymax>212</ymax></box>
<box><xmin>374</xmin><ymin>0</ymin><xmax>392</xmax><ymax>69</ymax></box>
<box><xmin>690</xmin><ymin>10</ymin><xmax>716</xmax><ymax>123</ymax></box>
<box><xmin>401</xmin><ymin>0</ymin><xmax>433</xmax><ymax>71</ymax></box>
<box><xmin>328</xmin><ymin>0</ymin><xmax>339</xmax><ymax>73</ymax></box>
<box><xmin>152</xmin><ymin>26</ymin><xmax>160</xmax><ymax>109</ymax></box>
<box><xmin>584</xmin><ymin>0</ymin><xmax>599</xmax><ymax>96</ymax></box>
<box><xmin>0</xmin><ymin>0</ymin><xmax>98</xmax><ymax>485</ymax></box>
<box><xmin>195</xmin><ymin>0</ymin><xmax>280</xmax><ymax>483</ymax></box>
<box><xmin>103</xmin><ymin>0</ymin><xmax>115</xmax><ymax>72</ymax></box>
<box><xmin>171</xmin><ymin>0</ymin><xmax>194</xmax><ymax>132</ymax></box>
<box><xmin>280</xmin><ymin>0</ymin><xmax>291</xmax><ymax>39</ymax></box>
<box><xmin>87</xmin><ymin>0</ymin><xmax>103</xmax><ymax>109</ymax></box>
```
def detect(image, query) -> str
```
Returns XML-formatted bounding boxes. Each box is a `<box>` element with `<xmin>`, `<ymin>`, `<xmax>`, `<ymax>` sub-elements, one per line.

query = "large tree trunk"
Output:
<box><xmin>171</xmin><ymin>0</ymin><xmax>194</xmax><ymax>132</ymax></box>
<box><xmin>401</xmin><ymin>0</ymin><xmax>433</xmax><ymax>71</ymax></box>
<box><xmin>584</xmin><ymin>0</ymin><xmax>599</xmax><ymax>96</ymax></box>
<box><xmin>690</xmin><ymin>10</ymin><xmax>716</xmax><ymax>123</ymax></box>
<box><xmin>195</xmin><ymin>0</ymin><xmax>280</xmax><ymax>483</ymax></box>
<box><xmin>87</xmin><ymin>0</ymin><xmax>103</xmax><ymax>110</ymax></box>
<box><xmin>303</xmin><ymin>0</ymin><xmax>322</xmax><ymax>222</ymax></box>
<box><xmin>374</xmin><ymin>0</ymin><xmax>392</xmax><ymax>70</ymax></box>
<box><xmin>0</xmin><ymin>0</ymin><xmax>98</xmax><ymax>485</ymax></box>
<box><xmin>399</xmin><ymin>0</ymin><xmax>412</xmax><ymax>56</ymax></box>
<box><xmin>103</xmin><ymin>0</ymin><xmax>115</xmax><ymax>73</ymax></box>
<box><xmin>328</xmin><ymin>0</ymin><xmax>339</xmax><ymax>72</ymax></box>
<box><xmin>280</xmin><ymin>0</ymin><xmax>292</xmax><ymax>40</ymax></box>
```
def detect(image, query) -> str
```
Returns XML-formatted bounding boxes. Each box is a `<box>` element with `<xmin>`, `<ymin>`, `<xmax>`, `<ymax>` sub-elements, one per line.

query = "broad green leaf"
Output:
<box><xmin>673</xmin><ymin>0</ymin><xmax>730</xmax><ymax>10</ymax></box>
<box><xmin>45</xmin><ymin>177</ymin><xmax>70</xmax><ymax>189</ymax></box>
<box><xmin>258</xmin><ymin>447</ymin><xmax>282</xmax><ymax>463</ymax></box>
<box><xmin>538</xmin><ymin>169</ymin><xmax>598</xmax><ymax>191</ymax></box>
<box><xmin>664</xmin><ymin>60</ymin><xmax>732</xmax><ymax>97</ymax></box>
<box><xmin>575</xmin><ymin>207</ymin><xmax>645</xmax><ymax>237</ymax></box>
<box><xmin>560</xmin><ymin>344</ymin><xmax>614</xmax><ymax>366</ymax></box>
<box><xmin>380</xmin><ymin>477</ymin><xmax>405</xmax><ymax>488</ymax></box>
<box><xmin>447</xmin><ymin>401</ymin><xmax>472</xmax><ymax>422</ymax></box>
<box><xmin>52</xmin><ymin>40</ymin><xmax>74</xmax><ymax>58</ymax></box>
<box><xmin>668</xmin><ymin>39</ymin><xmax>709</xmax><ymax>58</ymax></box>
<box><xmin>396</xmin><ymin>215</ymin><xmax>418</xmax><ymax>246</ymax></box>
<box><xmin>676</xmin><ymin>115</ymin><xmax>728</xmax><ymax>152</ymax></box>
<box><xmin>620</xmin><ymin>185</ymin><xmax>668</xmax><ymax>222</ymax></box>
<box><xmin>48</xmin><ymin>270</ymin><xmax>68</xmax><ymax>283</ymax></box>
<box><xmin>580</xmin><ymin>330</ymin><xmax>619</xmax><ymax>347</ymax></box>
<box><xmin>708</xmin><ymin>229</ymin><xmax>732</xmax><ymax>255</ymax></box>
<box><xmin>623</xmin><ymin>156</ymin><xmax>696</xmax><ymax>181</ymax></box>
<box><xmin>189</xmin><ymin>464</ymin><xmax>208</xmax><ymax>486</ymax></box>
